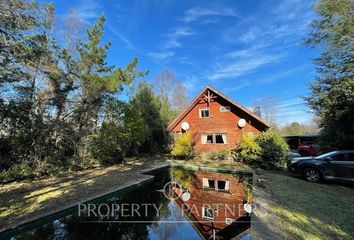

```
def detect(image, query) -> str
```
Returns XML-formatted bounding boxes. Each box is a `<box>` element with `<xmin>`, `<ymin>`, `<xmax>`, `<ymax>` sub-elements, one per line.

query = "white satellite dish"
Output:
<box><xmin>238</xmin><ymin>119</ymin><xmax>246</xmax><ymax>128</ymax></box>
<box><xmin>243</xmin><ymin>203</ymin><xmax>253</xmax><ymax>214</ymax></box>
<box><xmin>181</xmin><ymin>122</ymin><xmax>190</xmax><ymax>130</ymax></box>
<box><xmin>182</xmin><ymin>191</ymin><xmax>191</xmax><ymax>201</ymax></box>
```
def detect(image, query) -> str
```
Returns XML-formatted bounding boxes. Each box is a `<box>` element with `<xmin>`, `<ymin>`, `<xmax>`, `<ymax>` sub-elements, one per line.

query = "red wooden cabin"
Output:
<box><xmin>167</xmin><ymin>85</ymin><xmax>270</xmax><ymax>153</ymax></box>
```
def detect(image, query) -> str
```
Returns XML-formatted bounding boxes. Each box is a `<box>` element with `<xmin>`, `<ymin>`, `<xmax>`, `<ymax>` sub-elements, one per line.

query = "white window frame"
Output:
<box><xmin>201</xmin><ymin>133</ymin><xmax>214</xmax><ymax>144</ymax></box>
<box><xmin>202</xmin><ymin>178</ymin><xmax>230</xmax><ymax>192</ymax></box>
<box><xmin>202</xmin><ymin>207</ymin><xmax>214</xmax><ymax>220</ymax></box>
<box><xmin>199</xmin><ymin>108</ymin><xmax>210</xmax><ymax>118</ymax></box>
<box><xmin>220</xmin><ymin>105</ymin><xmax>230</xmax><ymax>112</ymax></box>
<box><xmin>216</xmin><ymin>180</ymin><xmax>230</xmax><ymax>192</ymax></box>
<box><xmin>201</xmin><ymin>133</ymin><xmax>227</xmax><ymax>144</ymax></box>
<box><xmin>215</xmin><ymin>133</ymin><xmax>227</xmax><ymax>144</ymax></box>
<box><xmin>225</xmin><ymin>218</ymin><xmax>235</xmax><ymax>225</ymax></box>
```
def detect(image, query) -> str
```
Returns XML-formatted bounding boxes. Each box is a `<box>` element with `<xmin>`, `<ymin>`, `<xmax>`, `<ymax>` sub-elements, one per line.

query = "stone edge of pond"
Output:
<box><xmin>0</xmin><ymin>163</ymin><xmax>170</xmax><ymax>238</ymax></box>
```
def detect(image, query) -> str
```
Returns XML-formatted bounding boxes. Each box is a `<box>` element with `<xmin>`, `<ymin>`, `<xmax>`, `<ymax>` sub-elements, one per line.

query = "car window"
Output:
<box><xmin>347</xmin><ymin>153</ymin><xmax>354</xmax><ymax>161</ymax></box>
<box><xmin>316</xmin><ymin>152</ymin><xmax>337</xmax><ymax>159</ymax></box>
<box><xmin>330</xmin><ymin>154</ymin><xmax>345</xmax><ymax>161</ymax></box>
<box><xmin>331</xmin><ymin>153</ymin><xmax>354</xmax><ymax>161</ymax></box>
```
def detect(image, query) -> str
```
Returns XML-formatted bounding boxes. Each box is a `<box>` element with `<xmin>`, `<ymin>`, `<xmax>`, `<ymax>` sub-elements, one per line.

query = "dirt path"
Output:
<box><xmin>0</xmin><ymin>157</ymin><xmax>169</xmax><ymax>233</ymax></box>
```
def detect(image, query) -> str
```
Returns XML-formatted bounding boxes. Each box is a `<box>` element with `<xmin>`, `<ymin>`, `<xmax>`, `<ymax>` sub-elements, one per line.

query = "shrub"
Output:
<box><xmin>205</xmin><ymin>149</ymin><xmax>232</xmax><ymax>161</ymax></box>
<box><xmin>0</xmin><ymin>162</ymin><xmax>34</xmax><ymax>183</ymax></box>
<box><xmin>233</xmin><ymin>135</ymin><xmax>261</xmax><ymax>166</ymax></box>
<box><xmin>89</xmin><ymin>129</ymin><xmax>125</xmax><ymax>166</ymax></box>
<box><xmin>255</xmin><ymin>132</ymin><xmax>289</xmax><ymax>169</ymax></box>
<box><xmin>171</xmin><ymin>132</ymin><xmax>192</xmax><ymax>159</ymax></box>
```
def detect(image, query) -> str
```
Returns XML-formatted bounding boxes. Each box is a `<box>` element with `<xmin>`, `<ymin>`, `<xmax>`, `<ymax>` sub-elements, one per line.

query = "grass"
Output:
<box><xmin>170</xmin><ymin>159</ymin><xmax>354</xmax><ymax>239</ymax></box>
<box><xmin>258</xmin><ymin>170</ymin><xmax>354</xmax><ymax>240</ymax></box>
<box><xmin>2</xmin><ymin>155</ymin><xmax>353</xmax><ymax>239</ymax></box>
<box><xmin>0</xmin><ymin>158</ymin><xmax>167</xmax><ymax>232</ymax></box>
<box><xmin>168</xmin><ymin>158</ymin><xmax>252</xmax><ymax>172</ymax></box>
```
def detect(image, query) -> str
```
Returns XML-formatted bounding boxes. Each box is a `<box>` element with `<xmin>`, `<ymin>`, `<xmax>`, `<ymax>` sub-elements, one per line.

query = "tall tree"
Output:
<box><xmin>130</xmin><ymin>81</ymin><xmax>168</xmax><ymax>153</ymax></box>
<box><xmin>154</xmin><ymin>69</ymin><xmax>188</xmax><ymax>124</ymax></box>
<box><xmin>172</xmin><ymin>81</ymin><xmax>188</xmax><ymax>112</ymax></box>
<box><xmin>305</xmin><ymin>0</ymin><xmax>354</xmax><ymax>148</ymax></box>
<box><xmin>0</xmin><ymin>0</ymin><xmax>57</xmax><ymax>165</ymax></box>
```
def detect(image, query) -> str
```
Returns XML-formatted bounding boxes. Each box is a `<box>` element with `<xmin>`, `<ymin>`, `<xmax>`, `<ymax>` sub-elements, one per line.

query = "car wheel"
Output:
<box><xmin>302</xmin><ymin>167</ymin><xmax>321</xmax><ymax>182</ymax></box>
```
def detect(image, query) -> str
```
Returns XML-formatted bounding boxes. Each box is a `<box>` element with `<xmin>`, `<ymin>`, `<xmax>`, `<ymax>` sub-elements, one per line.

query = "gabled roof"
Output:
<box><xmin>167</xmin><ymin>85</ymin><xmax>270</xmax><ymax>131</ymax></box>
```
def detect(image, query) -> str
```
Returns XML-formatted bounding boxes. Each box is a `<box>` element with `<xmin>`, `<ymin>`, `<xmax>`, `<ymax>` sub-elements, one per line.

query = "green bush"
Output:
<box><xmin>232</xmin><ymin>132</ymin><xmax>289</xmax><ymax>170</ymax></box>
<box><xmin>89</xmin><ymin>129</ymin><xmax>125</xmax><ymax>166</ymax></box>
<box><xmin>205</xmin><ymin>149</ymin><xmax>232</xmax><ymax>161</ymax></box>
<box><xmin>255</xmin><ymin>132</ymin><xmax>289</xmax><ymax>169</ymax></box>
<box><xmin>0</xmin><ymin>163</ymin><xmax>34</xmax><ymax>183</ymax></box>
<box><xmin>233</xmin><ymin>135</ymin><xmax>261</xmax><ymax>166</ymax></box>
<box><xmin>171</xmin><ymin>132</ymin><xmax>192</xmax><ymax>159</ymax></box>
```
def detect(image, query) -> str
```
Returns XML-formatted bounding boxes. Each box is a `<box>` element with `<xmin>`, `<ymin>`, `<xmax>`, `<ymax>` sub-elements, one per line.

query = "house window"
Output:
<box><xmin>208</xmin><ymin>179</ymin><xmax>215</xmax><ymax>189</ymax></box>
<box><xmin>203</xmin><ymin>178</ymin><xmax>230</xmax><ymax>192</ymax></box>
<box><xmin>202</xmin><ymin>134</ymin><xmax>214</xmax><ymax>144</ymax></box>
<box><xmin>217</xmin><ymin>180</ymin><xmax>227</xmax><ymax>192</ymax></box>
<box><xmin>202</xmin><ymin>207</ymin><xmax>214</xmax><ymax>220</ymax></box>
<box><xmin>220</xmin><ymin>106</ymin><xmax>230</xmax><ymax>112</ymax></box>
<box><xmin>201</xmin><ymin>133</ymin><xmax>227</xmax><ymax>144</ymax></box>
<box><xmin>215</xmin><ymin>134</ymin><xmax>227</xmax><ymax>144</ymax></box>
<box><xmin>199</xmin><ymin>108</ymin><xmax>209</xmax><ymax>118</ymax></box>
<box><xmin>225</xmin><ymin>218</ymin><xmax>235</xmax><ymax>225</ymax></box>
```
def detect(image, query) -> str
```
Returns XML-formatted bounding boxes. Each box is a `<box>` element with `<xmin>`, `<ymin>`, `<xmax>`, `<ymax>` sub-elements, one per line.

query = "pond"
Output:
<box><xmin>2</xmin><ymin>167</ymin><xmax>252</xmax><ymax>240</ymax></box>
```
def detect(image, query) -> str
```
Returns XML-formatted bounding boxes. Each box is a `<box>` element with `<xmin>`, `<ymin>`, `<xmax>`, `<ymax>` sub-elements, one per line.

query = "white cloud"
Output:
<box><xmin>148</xmin><ymin>51</ymin><xmax>175</xmax><ymax>61</ymax></box>
<box><xmin>182</xmin><ymin>7</ymin><xmax>238</xmax><ymax>22</ymax></box>
<box><xmin>258</xmin><ymin>65</ymin><xmax>311</xmax><ymax>84</ymax></box>
<box><xmin>150</xmin><ymin>27</ymin><xmax>194</xmax><ymax>62</ymax></box>
<box><xmin>208</xmin><ymin>48</ymin><xmax>284</xmax><ymax>80</ymax></box>
<box><xmin>223</xmin><ymin>81</ymin><xmax>250</xmax><ymax>93</ymax></box>
<box><xmin>75</xmin><ymin>0</ymin><xmax>103</xmax><ymax>23</ymax></box>
<box><xmin>223</xmin><ymin>0</ymin><xmax>313</xmax><ymax>47</ymax></box>
<box><xmin>106</xmin><ymin>24</ymin><xmax>137</xmax><ymax>50</ymax></box>
<box><xmin>163</xmin><ymin>27</ymin><xmax>194</xmax><ymax>49</ymax></box>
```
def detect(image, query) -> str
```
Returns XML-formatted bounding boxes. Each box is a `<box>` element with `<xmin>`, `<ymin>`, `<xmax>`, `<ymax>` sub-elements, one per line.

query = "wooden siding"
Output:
<box><xmin>171</xmin><ymin>91</ymin><xmax>267</xmax><ymax>152</ymax></box>
<box><xmin>173</xmin><ymin>171</ymin><xmax>249</xmax><ymax>238</ymax></box>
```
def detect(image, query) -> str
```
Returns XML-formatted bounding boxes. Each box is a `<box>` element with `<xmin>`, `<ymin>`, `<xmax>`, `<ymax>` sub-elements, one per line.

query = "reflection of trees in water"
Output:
<box><xmin>15</xmin><ymin>170</ymin><xmax>173</xmax><ymax>240</ymax></box>
<box><xmin>170</xmin><ymin>167</ymin><xmax>194</xmax><ymax>190</ymax></box>
<box><xmin>150</xmin><ymin>201</ymin><xmax>186</xmax><ymax>239</ymax></box>
<box><xmin>239</xmin><ymin>175</ymin><xmax>253</xmax><ymax>203</ymax></box>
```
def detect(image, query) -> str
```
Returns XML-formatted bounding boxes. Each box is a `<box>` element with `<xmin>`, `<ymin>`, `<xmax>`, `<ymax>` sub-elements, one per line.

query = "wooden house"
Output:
<box><xmin>172</xmin><ymin>170</ymin><xmax>251</xmax><ymax>239</ymax></box>
<box><xmin>167</xmin><ymin>85</ymin><xmax>270</xmax><ymax>153</ymax></box>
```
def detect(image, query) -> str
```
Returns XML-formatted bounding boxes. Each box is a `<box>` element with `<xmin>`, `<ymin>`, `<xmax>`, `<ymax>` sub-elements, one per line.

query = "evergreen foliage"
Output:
<box><xmin>0</xmin><ymin>1</ymin><xmax>168</xmax><ymax>182</ymax></box>
<box><xmin>305</xmin><ymin>0</ymin><xmax>354</xmax><ymax>149</ymax></box>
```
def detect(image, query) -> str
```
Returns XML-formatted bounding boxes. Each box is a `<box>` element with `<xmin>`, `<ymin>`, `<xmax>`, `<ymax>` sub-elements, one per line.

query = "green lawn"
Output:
<box><xmin>258</xmin><ymin>170</ymin><xmax>354</xmax><ymax>240</ymax></box>
<box><xmin>168</xmin><ymin>159</ymin><xmax>252</xmax><ymax>172</ymax></box>
<box><xmin>2</xmin><ymin>157</ymin><xmax>353</xmax><ymax>239</ymax></box>
<box><xmin>170</xmin><ymin>159</ymin><xmax>354</xmax><ymax>239</ymax></box>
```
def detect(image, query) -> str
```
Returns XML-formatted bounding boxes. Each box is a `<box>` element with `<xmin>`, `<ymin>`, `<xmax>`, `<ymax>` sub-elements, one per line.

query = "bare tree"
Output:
<box><xmin>172</xmin><ymin>80</ymin><xmax>188</xmax><ymax>112</ymax></box>
<box><xmin>154</xmin><ymin>69</ymin><xmax>176</xmax><ymax>103</ymax></box>
<box><xmin>154</xmin><ymin>69</ymin><xmax>188</xmax><ymax>111</ymax></box>
<box><xmin>252</xmin><ymin>96</ymin><xmax>279</xmax><ymax>128</ymax></box>
<box><xmin>60</xmin><ymin>8</ymin><xmax>85</xmax><ymax>52</ymax></box>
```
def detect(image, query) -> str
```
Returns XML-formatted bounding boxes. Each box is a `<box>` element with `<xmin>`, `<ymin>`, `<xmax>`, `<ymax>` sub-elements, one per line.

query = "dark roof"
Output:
<box><xmin>167</xmin><ymin>85</ymin><xmax>270</xmax><ymax>131</ymax></box>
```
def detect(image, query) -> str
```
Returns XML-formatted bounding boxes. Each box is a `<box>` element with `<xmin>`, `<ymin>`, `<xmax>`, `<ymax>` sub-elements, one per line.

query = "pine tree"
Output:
<box><xmin>305</xmin><ymin>0</ymin><xmax>354</xmax><ymax>148</ymax></box>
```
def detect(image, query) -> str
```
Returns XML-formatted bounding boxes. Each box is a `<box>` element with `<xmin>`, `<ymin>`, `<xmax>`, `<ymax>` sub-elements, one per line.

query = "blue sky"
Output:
<box><xmin>52</xmin><ymin>0</ymin><xmax>318</xmax><ymax>125</ymax></box>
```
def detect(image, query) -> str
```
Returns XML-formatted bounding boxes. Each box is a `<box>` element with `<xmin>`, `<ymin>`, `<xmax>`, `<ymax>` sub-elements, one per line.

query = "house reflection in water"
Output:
<box><xmin>170</xmin><ymin>168</ymin><xmax>252</xmax><ymax>240</ymax></box>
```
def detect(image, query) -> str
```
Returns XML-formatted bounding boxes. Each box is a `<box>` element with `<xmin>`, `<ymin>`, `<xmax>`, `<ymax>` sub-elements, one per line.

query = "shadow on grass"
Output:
<box><xmin>263</xmin><ymin>170</ymin><xmax>354</xmax><ymax>240</ymax></box>
<box><xmin>0</xmin><ymin>164</ymin><xmax>140</xmax><ymax>232</ymax></box>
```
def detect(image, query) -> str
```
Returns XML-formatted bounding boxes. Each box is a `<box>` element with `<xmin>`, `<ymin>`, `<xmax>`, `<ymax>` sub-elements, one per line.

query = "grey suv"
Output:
<box><xmin>288</xmin><ymin>150</ymin><xmax>354</xmax><ymax>182</ymax></box>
